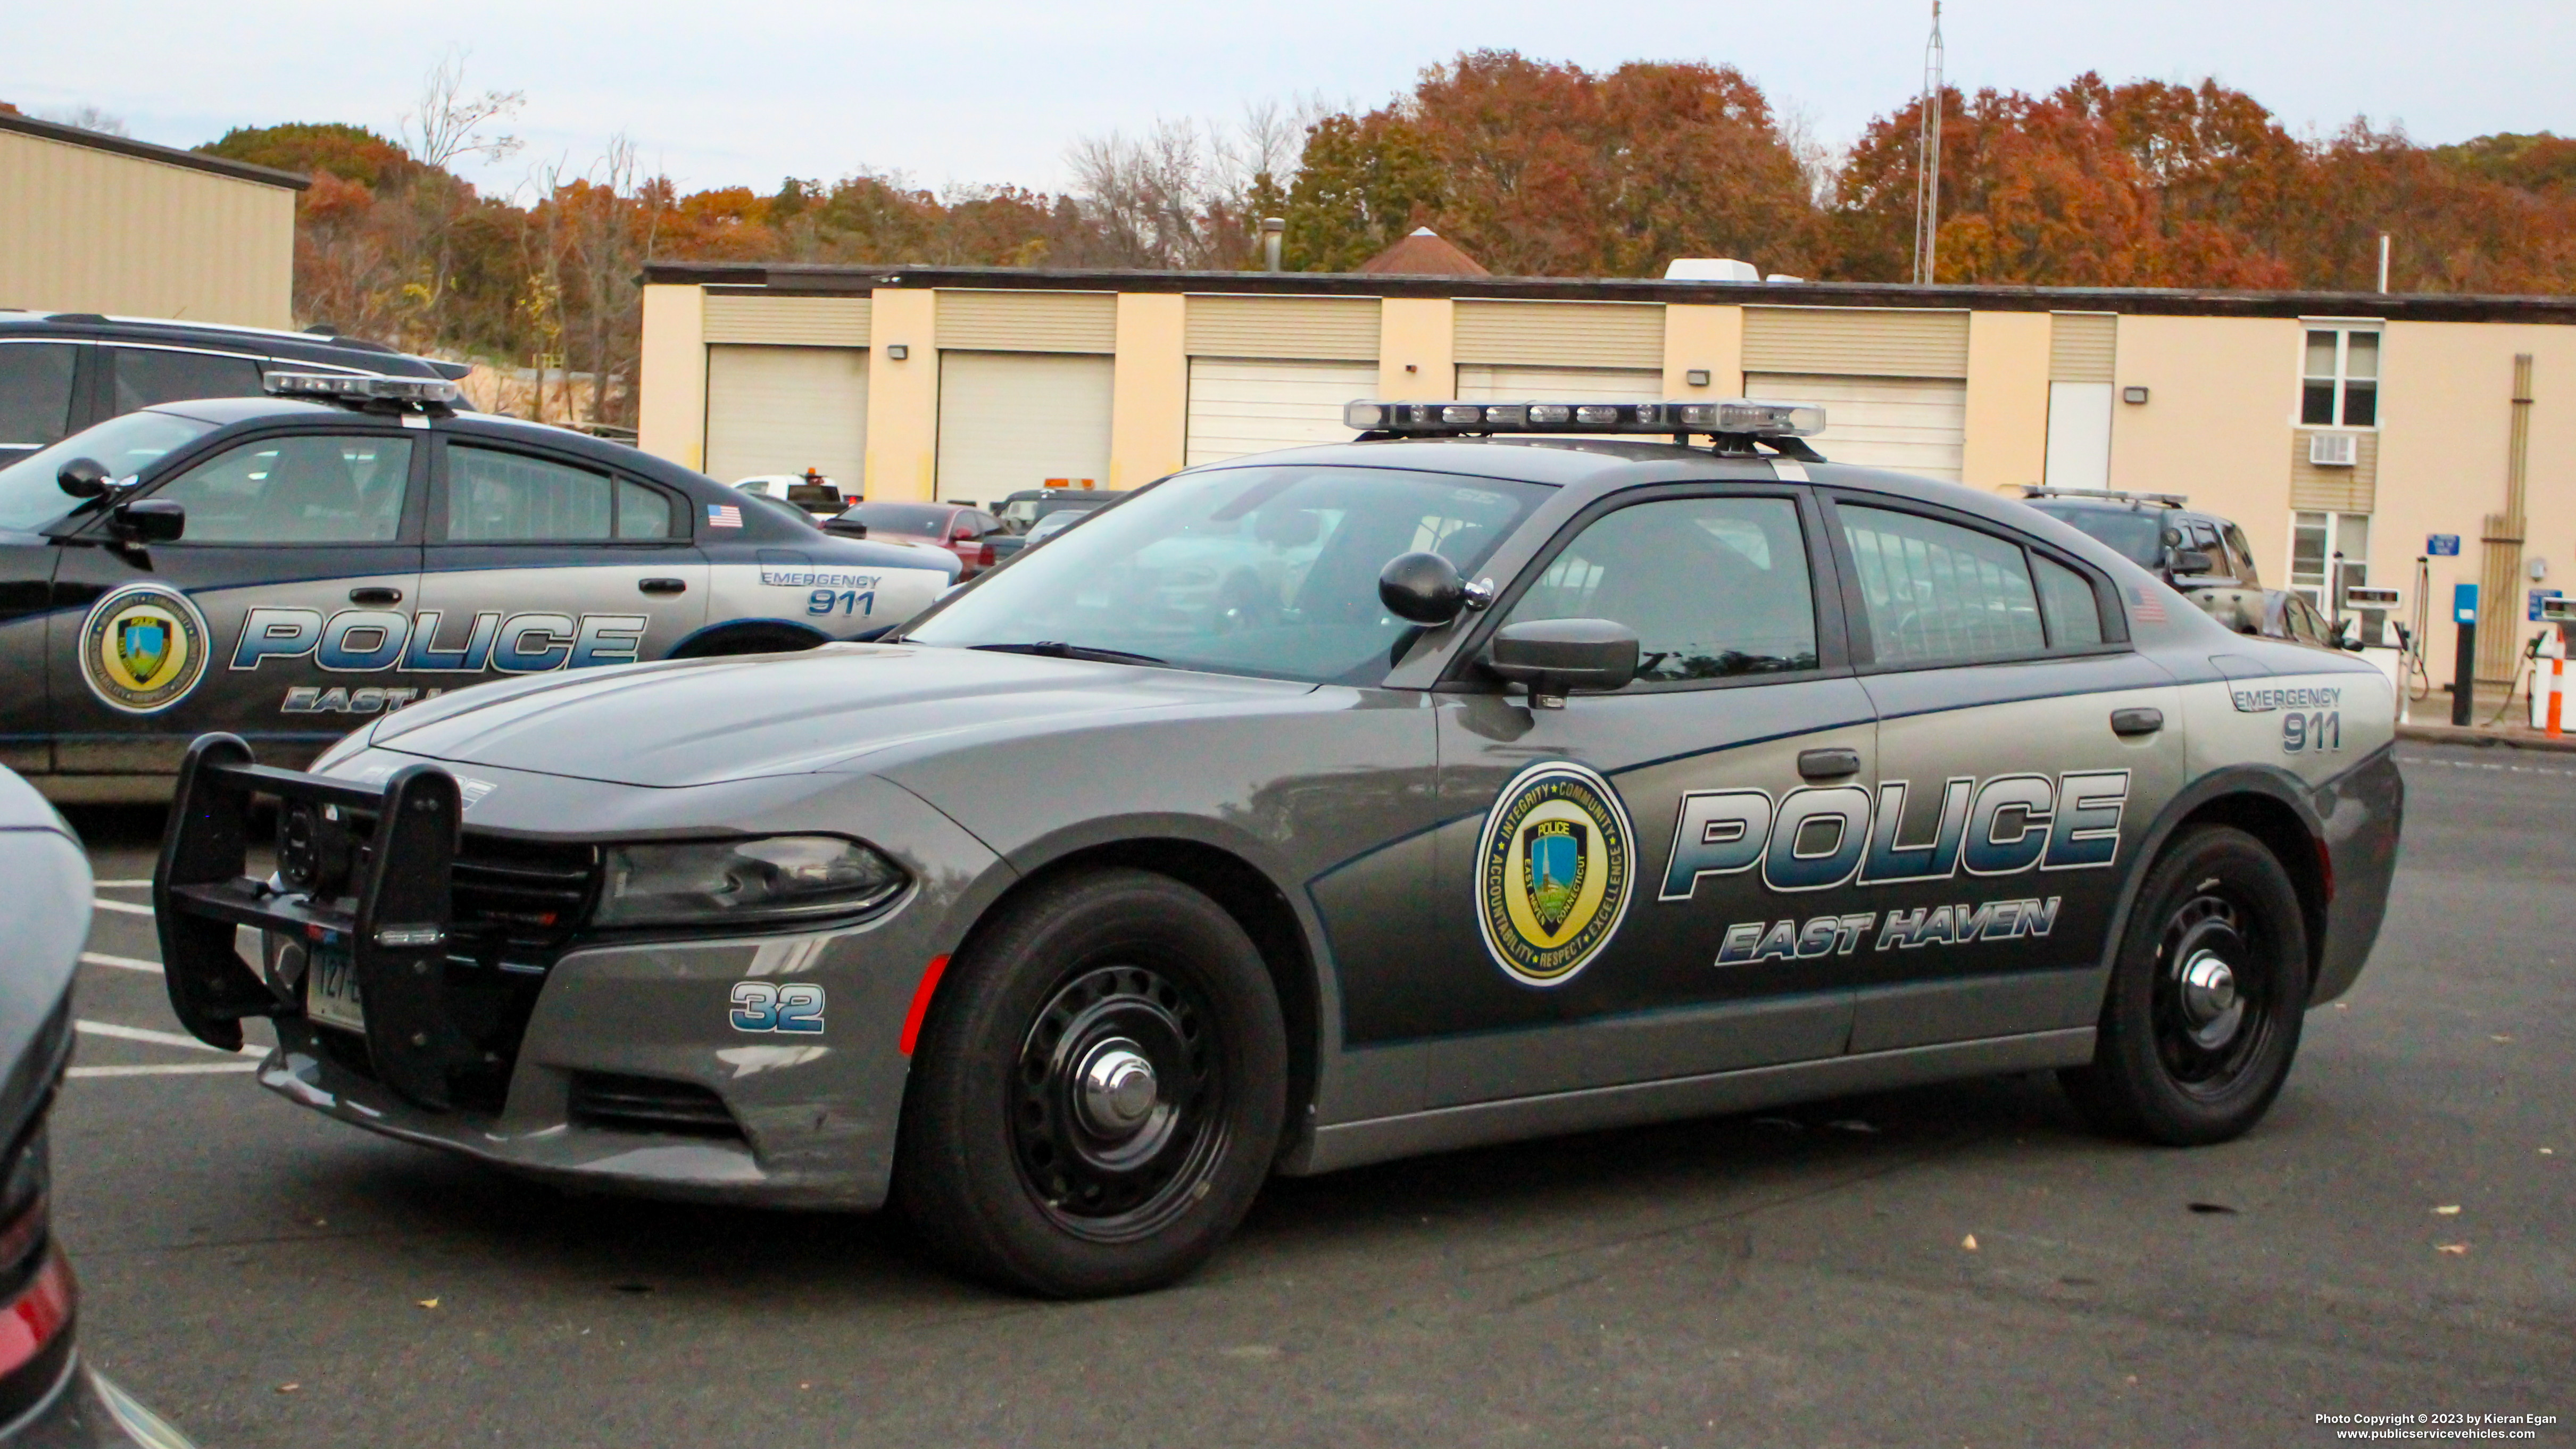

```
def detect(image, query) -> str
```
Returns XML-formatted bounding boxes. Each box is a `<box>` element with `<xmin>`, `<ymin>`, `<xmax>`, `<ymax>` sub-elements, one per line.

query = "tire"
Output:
<box><xmin>2060</xmin><ymin>825</ymin><xmax>2311</xmax><ymax>1145</ymax></box>
<box><xmin>894</xmin><ymin>868</ymin><xmax>1287</xmax><ymax>1297</ymax></box>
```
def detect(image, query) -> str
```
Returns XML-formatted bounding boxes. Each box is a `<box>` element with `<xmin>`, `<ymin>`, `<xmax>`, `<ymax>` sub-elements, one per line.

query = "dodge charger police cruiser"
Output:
<box><xmin>152</xmin><ymin>396</ymin><xmax>2402</xmax><ymax>1299</ymax></box>
<box><xmin>0</xmin><ymin>373</ymin><xmax>955</xmax><ymax>802</ymax></box>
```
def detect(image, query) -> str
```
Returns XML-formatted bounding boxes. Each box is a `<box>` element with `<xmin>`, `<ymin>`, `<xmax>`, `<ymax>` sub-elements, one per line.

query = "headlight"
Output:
<box><xmin>593</xmin><ymin>835</ymin><xmax>908</xmax><ymax>927</ymax></box>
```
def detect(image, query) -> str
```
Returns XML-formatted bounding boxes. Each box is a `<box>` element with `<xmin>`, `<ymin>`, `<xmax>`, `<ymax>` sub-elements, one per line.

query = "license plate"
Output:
<box><xmin>306</xmin><ymin>941</ymin><xmax>365</xmax><ymax>1032</ymax></box>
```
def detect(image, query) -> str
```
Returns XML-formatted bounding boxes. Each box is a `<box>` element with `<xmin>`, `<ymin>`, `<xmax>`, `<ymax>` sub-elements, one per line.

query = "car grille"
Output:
<box><xmin>451</xmin><ymin>834</ymin><xmax>601</xmax><ymax>955</ymax></box>
<box><xmin>568</xmin><ymin>1073</ymin><xmax>743</xmax><ymax>1139</ymax></box>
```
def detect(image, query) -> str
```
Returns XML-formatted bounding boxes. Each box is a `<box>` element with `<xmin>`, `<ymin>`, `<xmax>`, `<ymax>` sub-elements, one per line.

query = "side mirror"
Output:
<box><xmin>1379</xmin><ymin>552</ymin><xmax>1466</xmax><ymax>624</ymax></box>
<box><xmin>56</xmin><ymin>457</ymin><xmax>111</xmax><ymax>499</ymax></box>
<box><xmin>111</xmin><ymin>498</ymin><xmax>186</xmax><ymax>544</ymax></box>
<box><xmin>1483</xmin><ymin>618</ymin><xmax>1639</xmax><ymax>707</ymax></box>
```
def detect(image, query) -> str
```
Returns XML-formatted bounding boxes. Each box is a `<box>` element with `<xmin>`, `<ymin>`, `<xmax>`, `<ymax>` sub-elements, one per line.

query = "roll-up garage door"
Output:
<box><xmin>703</xmin><ymin>346</ymin><xmax>868</xmax><ymax>487</ymax></box>
<box><xmin>936</xmin><ymin>351</ymin><xmax>1115</xmax><ymax>504</ymax></box>
<box><xmin>1454</xmin><ymin>365</ymin><xmax>1662</xmax><ymax>403</ymax></box>
<box><xmin>1744</xmin><ymin>373</ymin><xmax>1966</xmax><ymax>482</ymax></box>
<box><xmin>1186</xmin><ymin>359</ymin><xmax>1380</xmax><ymax>467</ymax></box>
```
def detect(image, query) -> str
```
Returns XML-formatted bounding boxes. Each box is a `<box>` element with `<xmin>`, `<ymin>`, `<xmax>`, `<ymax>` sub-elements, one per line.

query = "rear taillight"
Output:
<box><xmin>0</xmin><ymin>1128</ymin><xmax>73</xmax><ymax>1420</ymax></box>
<box><xmin>976</xmin><ymin>542</ymin><xmax>996</xmax><ymax>568</ymax></box>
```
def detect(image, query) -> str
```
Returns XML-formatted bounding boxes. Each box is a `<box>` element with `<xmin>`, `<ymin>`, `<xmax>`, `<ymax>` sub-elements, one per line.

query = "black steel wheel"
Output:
<box><xmin>1011</xmin><ymin>963</ymin><xmax>1228</xmax><ymax>1242</ymax></box>
<box><xmin>2063</xmin><ymin>825</ymin><xmax>2310</xmax><ymax>1145</ymax></box>
<box><xmin>896</xmin><ymin>868</ymin><xmax>1285</xmax><ymax>1297</ymax></box>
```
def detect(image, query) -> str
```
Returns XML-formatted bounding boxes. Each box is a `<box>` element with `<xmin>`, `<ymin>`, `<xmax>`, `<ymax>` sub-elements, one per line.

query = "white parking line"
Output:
<box><xmin>79</xmin><ymin>953</ymin><xmax>162</xmax><ymax>975</ymax></box>
<box><xmin>2398</xmin><ymin>754</ymin><xmax>2576</xmax><ymax>778</ymax></box>
<box><xmin>74</xmin><ymin>1020</ymin><xmax>263</xmax><ymax>1058</ymax></box>
<box><xmin>90</xmin><ymin>899</ymin><xmax>154</xmax><ymax>917</ymax></box>
<box><xmin>68</xmin><ymin>1063</ymin><xmax>262</xmax><ymax>1079</ymax></box>
<box><xmin>92</xmin><ymin>880</ymin><xmax>153</xmax><ymax>889</ymax></box>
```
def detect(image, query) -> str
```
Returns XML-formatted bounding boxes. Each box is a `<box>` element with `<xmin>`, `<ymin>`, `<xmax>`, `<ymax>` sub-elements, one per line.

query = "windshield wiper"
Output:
<box><xmin>969</xmin><ymin>641</ymin><xmax>1169</xmax><ymax>667</ymax></box>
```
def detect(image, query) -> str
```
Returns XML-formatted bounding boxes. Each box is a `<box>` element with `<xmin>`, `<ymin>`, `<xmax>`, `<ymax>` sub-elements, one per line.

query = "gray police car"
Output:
<box><xmin>0</xmin><ymin>373</ymin><xmax>955</xmax><ymax>802</ymax></box>
<box><xmin>153</xmin><ymin>398</ymin><xmax>2402</xmax><ymax>1298</ymax></box>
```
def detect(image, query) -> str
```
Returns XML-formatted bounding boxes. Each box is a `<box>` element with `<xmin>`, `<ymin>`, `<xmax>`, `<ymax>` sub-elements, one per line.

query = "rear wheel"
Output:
<box><xmin>2061</xmin><ymin>826</ymin><xmax>2310</xmax><ymax>1145</ymax></box>
<box><xmin>895</xmin><ymin>869</ymin><xmax>1285</xmax><ymax>1297</ymax></box>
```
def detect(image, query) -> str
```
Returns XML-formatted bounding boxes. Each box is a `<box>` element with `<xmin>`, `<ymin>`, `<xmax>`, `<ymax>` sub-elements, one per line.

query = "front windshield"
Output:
<box><xmin>907</xmin><ymin>464</ymin><xmax>1549</xmax><ymax>685</ymax></box>
<box><xmin>0</xmin><ymin>410</ymin><xmax>218</xmax><ymax>532</ymax></box>
<box><xmin>2030</xmin><ymin>503</ymin><xmax>2165</xmax><ymax>568</ymax></box>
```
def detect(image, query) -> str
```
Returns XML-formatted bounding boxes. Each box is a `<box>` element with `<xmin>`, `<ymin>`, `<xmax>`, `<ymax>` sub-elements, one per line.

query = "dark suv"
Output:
<box><xmin>2018</xmin><ymin>488</ymin><xmax>2260</xmax><ymax>589</ymax></box>
<box><xmin>0</xmin><ymin>311</ymin><xmax>467</xmax><ymax>467</ymax></box>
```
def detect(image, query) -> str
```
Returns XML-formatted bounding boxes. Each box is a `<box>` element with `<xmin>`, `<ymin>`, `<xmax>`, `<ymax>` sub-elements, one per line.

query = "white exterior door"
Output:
<box><xmin>703</xmin><ymin>345</ymin><xmax>867</xmax><ymax>489</ymax></box>
<box><xmin>1744</xmin><ymin>373</ymin><xmax>1967</xmax><ymax>481</ymax></box>
<box><xmin>1185</xmin><ymin>359</ymin><xmax>1379</xmax><ymax>467</ymax></box>
<box><xmin>936</xmin><ymin>351</ymin><xmax>1115</xmax><ymax>505</ymax></box>
<box><xmin>2046</xmin><ymin>381</ymin><xmax>2114</xmax><ymax>490</ymax></box>
<box><xmin>1453</xmin><ymin>365</ymin><xmax>1662</xmax><ymax>402</ymax></box>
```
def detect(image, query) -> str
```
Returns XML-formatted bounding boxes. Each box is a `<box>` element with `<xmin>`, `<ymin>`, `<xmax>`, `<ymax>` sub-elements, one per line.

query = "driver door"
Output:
<box><xmin>1363</xmin><ymin>487</ymin><xmax>1880</xmax><ymax>1107</ymax></box>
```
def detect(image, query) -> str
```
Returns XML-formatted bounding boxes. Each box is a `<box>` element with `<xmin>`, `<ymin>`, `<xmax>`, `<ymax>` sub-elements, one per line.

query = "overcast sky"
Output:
<box><xmin>11</xmin><ymin>1</ymin><xmax>2569</xmax><ymax>201</ymax></box>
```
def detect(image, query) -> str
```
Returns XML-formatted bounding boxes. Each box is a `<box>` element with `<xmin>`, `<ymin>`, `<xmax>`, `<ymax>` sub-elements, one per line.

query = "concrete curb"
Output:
<box><xmin>2395</xmin><ymin>723</ymin><xmax>2576</xmax><ymax>754</ymax></box>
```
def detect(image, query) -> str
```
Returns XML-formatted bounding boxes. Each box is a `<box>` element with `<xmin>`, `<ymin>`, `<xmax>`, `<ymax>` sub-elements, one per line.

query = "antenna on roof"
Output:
<box><xmin>1913</xmin><ymin>1</ymin><xmax>1945</xmax><ymax>287</ymax></box>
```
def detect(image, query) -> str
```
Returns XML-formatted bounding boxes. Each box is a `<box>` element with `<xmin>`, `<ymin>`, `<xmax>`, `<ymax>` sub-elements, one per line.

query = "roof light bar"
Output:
<box><xmin>263</xmin><ymin>371</ymin><xmax>462</xmax><ymax>406</ymax></box>
<box><xmin>1344</xmin><ymin>398</ymin><xmax>1826</xmax><ymax>438</ymax></box>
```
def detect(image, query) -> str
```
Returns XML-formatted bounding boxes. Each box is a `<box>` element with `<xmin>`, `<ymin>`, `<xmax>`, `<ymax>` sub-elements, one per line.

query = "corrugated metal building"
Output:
<box><xmin>0</xmin><ymin>112</ymin><xmax>304</xmax><ymax>329</ymax></box>
<box><xmin>638</xmin><ymin>263</ymin><xmax>2576</xmax><ymax>688</ymax></box>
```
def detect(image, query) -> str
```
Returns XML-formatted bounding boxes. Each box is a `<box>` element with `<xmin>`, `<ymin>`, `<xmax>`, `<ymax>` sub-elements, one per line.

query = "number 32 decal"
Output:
<box><xmin>730</xmin><ymin>980</ymin><xmax>826</xmax><ymax>1033</ymax></box>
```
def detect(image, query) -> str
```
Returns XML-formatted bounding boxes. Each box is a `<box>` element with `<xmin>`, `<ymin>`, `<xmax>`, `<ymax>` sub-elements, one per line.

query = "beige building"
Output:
<box><xmin>0</xmin><ymin>112</ymin><xmax>302</xmax><ymax>329</ymax></box>
<box><xmin>639</xmin><ymin>263</ymin><xmax>2576</xmax><ymax>689</ymax></box>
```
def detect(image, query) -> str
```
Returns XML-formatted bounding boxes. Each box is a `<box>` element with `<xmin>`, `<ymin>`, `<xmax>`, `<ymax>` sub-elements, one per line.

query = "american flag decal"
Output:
<box><xmin>2129</xmin><ymin>585</ymin><xmax>2166</xmax><ymax>623</ymax></box>
<box><xmin>706</xmin><ymin>503</ymin><xmax>743</xmax><ymax>528</ymax></box>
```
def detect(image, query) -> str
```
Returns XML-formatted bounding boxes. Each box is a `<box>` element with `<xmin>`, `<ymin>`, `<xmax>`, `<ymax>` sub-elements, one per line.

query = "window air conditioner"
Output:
<box><xmin>2308</xmin><ymin>431</ymin><xmax>2358</xmax><ymax>467</ymax></box>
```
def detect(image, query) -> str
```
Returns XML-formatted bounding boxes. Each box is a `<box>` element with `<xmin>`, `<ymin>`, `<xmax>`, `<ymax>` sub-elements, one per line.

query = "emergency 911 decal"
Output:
<box><xmin>80</xmin><ymin>584</ymin><xmax>213</xmax><ymax>714</ymax></box>
<box><xmin>1476</xmin><ymin>761</ymin><xmax>1636</xmax><ymax>987</ymax></box>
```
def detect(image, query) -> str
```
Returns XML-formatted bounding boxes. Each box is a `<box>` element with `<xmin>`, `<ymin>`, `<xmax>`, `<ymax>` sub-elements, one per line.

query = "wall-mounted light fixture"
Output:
<box><xmin>2122</xmin><ymin>385</ymin><xmax>2149</xmax><ymax>405</ymax></box>
<box><xmin>1685</xmin><ymin>369</ymin><xmax>1711</xmax><ymax>387</ymax></box>
<box><xmin>886</xmin><ymin>344</ymin><xmax>909</xmax><ymax>361</ymax></box>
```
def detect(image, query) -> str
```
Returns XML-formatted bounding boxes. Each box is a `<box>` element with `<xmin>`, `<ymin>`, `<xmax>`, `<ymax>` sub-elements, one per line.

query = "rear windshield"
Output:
<box><xmin>0</xmin><ymin>409</ymin><xmax>219</xmax><ymax>532</ymax></box>
<box><xmin>2028</xmin><ymin>503</ymin><xmax>2164</xmax><ymax>568</ymax></box>
<box><xmin>841</xmin><ymin>502</ymin><xmax>953</xmax><ymax>538</ymax></box>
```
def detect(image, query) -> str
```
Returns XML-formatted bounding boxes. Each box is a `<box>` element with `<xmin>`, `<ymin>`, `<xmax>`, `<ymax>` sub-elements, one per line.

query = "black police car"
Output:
<box><xmin>0</xmin><ymin>310</ymin><xmax>466</xmax><ymax>468</ymax></box>
<box><xmin>0</xmin><ymin>372</ymin><xmax>958</xmax><ymax>803</ymax></box>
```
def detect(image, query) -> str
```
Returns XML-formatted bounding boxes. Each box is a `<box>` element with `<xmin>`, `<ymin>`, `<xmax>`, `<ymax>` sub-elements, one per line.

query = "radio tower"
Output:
<box><xmin>1913</xmin><ymin>1</ymin><xmax>1945</xmax><ymax>285</ymax></box>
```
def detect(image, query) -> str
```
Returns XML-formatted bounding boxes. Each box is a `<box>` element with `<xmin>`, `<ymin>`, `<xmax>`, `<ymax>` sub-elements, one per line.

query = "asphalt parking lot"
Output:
<box><xmin>45</xmin><ymin>743</ymin><xmax>2573</xmax><ymax>1448</ymax></box>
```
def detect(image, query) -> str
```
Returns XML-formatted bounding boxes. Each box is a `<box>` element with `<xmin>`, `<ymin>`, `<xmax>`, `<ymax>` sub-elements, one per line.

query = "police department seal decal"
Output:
<box><xmin>1475</xmin><ymin>760</ymin><xmax>1635</xmax><ymax>987</ymax></box>
<box><xmin>79</xmin><ymin>584</ymin><xmax>211</xmax><ymax>714</ymax></box>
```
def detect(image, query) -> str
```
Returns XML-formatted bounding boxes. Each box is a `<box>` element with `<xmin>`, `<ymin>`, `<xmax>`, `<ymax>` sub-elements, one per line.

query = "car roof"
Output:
<box><xmin>136</xmin><ymin>399</ymin><xmax>730</xmax><ymax>498</ymax></box>
<box><xmin>0</xmin><ymin>311</ymin><xmax>452</xmax><ymax>377</ymax></box>
<box><xmin>1186</xmin><ymin>435</ymin><xmax>2141</xmax><ymax>572</ymax></box>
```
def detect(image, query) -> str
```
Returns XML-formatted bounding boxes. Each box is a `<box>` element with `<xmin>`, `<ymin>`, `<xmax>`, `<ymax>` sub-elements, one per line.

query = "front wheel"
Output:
<box><xmin>2060</xmin><ymin>826</ymin><xmax>2311</xmax><ymax>1145</ymax></box>
<box><xmin>895</xmin><ymin>869</ymin><xmax>1286</xmax><ymax>1297</ymax></box>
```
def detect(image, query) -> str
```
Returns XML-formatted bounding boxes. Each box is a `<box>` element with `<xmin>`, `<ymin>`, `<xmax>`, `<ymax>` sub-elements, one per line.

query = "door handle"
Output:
<box><xmin>2110</xmin><ymin>707</ymin><xmax>2165</xmax><ymax>737</ymax></box>
<box><xmin>1797</xmin><ymin>746</ymin><xmax>1862</xmax><ymax>780</ymax></box>
<box><xmin>638</xmin><ymin>578</ymin><xmax>687</xmax><ymax>596</ymax></box>
<box><xmin>348</xmin><ymin>586</ymin><xmax>402</xmax><ymax>605</ymax></box>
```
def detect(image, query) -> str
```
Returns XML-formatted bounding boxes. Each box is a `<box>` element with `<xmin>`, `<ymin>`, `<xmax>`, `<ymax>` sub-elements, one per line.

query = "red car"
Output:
<box><xmin>826</xmin><ymin>502</ymin><xmax>1008</xmax><ymax>577</ymax></box>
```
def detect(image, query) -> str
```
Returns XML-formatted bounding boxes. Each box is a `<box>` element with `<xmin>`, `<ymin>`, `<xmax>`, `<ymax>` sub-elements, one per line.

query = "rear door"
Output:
<box><xmin>1401</xmin><ymin>485</ymin><xmax>1881</xmax><ymax>1108</ymax></box>
<box><xmin>48</xmin><ymin>425</ymin><xmax>423</xmax><ymax>774</ymax></box>
<box><xmin>1824</xmin><ymin>495</ymin><xmax>2184</xmax><ymax>1053</ymax></box>
<box><xmin>413</xmin><ymin>438</ymin><xmax>707</xmax><ymax>685</ymax></box>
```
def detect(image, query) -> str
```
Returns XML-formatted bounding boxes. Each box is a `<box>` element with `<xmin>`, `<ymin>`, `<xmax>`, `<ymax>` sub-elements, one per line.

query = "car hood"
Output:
<box><xmin>360</xmin><ymin>644</ymin><xmax>1316</xmax><ymax>787</ymax></box>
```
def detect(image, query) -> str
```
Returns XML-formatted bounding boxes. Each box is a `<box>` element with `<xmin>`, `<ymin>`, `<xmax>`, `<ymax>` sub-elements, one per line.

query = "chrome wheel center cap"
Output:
<box><xmin>2180</xmin><ymin>952</ymin><xmax>2238</xmax><ymax>1026</ymax></box>
<box><xmin>1076</xmin><ymin>1043</ymin><xmax>1159</xmax><ymax>1136</ymax></box>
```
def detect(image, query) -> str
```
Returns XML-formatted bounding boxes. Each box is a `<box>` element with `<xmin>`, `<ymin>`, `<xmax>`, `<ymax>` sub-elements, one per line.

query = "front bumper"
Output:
<box><xmin>257</xmin><ymin>921</ymin><xmax>929</xmax><ymax>1210</ymax></box>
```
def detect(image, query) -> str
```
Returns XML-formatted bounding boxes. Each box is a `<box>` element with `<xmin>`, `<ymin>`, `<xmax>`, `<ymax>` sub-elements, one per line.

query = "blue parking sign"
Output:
<box><xmin>2428</xmin><ymin>534</ymin><xmax>2462</xmax><ymax>556</ymax></box>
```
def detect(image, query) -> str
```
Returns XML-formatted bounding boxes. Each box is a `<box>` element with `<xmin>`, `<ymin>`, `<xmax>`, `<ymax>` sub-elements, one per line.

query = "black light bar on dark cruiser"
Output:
<box><xmin>1343</xmin><ymin>398</ymin><xmax>1826</xmax><ymax>438</ymax></box>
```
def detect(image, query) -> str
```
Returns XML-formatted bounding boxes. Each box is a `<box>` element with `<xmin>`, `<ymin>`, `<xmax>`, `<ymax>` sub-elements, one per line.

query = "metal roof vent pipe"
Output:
<box><xmin>1664</xmin><ymin>258</ymin><xmax>1760</xmax><ymax>282</ymax></box>
<box><xmin>1261</xmin><ymin>217</ymin><xmax>1285</xmax><ymax>272</ymax></box>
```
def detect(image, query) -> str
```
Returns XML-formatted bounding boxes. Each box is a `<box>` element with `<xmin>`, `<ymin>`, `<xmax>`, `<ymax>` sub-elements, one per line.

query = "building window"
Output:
<box><xmin>2291</xmin><ymin>511</ymin><xmax>2378</xmax><ymax>635</ymax></box>
<box><xmin>2301</xmin><ymin>327</ymin><xmax>2379</xmax><ymax>427</ymax></box>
